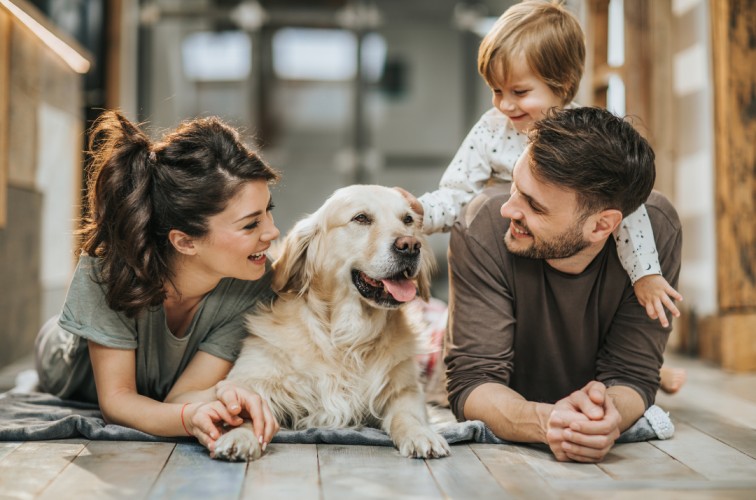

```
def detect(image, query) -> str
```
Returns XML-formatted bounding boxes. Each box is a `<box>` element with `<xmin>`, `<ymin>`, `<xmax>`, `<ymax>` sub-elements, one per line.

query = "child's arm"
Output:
<box><xmin>634</xmin><ymin>275</ymin><xmax>683</xmax><ymax>328</ymax></box>
<box><xmin>615</xmin><ymin>205</ymin><xmax>683</xmax><ymax>327</ymax></box>
<box><xmin>417</xmin><ymin>118</ymin><xmax>501</xmax><ymax>234</ymax></box>
<box><xmin>394</xmin><ymin>187</ymin><xmax>424</xmax><ymax>219</ymax></box>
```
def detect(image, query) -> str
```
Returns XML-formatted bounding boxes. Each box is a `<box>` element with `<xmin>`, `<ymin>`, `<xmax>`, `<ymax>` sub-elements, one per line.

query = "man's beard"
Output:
<box><xmin>504</xmin><ymin>220</ymin><xmax>589</xmax><ymax>260</ymax></box>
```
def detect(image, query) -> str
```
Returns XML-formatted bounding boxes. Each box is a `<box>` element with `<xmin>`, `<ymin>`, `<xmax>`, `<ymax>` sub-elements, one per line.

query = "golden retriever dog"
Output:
<box><xmin>213</xmin><ymin>185</ymin><xmax>450</xmax><ymax>461</ymax></box>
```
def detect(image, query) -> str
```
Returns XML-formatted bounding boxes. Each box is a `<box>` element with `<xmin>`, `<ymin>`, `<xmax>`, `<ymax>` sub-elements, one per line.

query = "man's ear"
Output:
<box><xmin>587</xmin><ymin>209</ymin><xmax>623</xmax><ymax>243</ymax></box>
<box><xmin>169</xmin><ymin>229</ymin><xmax>197</xmax><ymax>255</ymax></box>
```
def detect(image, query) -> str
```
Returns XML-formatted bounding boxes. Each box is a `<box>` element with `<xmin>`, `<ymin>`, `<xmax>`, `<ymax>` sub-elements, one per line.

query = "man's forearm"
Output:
<box><xmin>464</xmin><ymin>382</ymin><xmax>553</xmax><ymax>443</ymax></box>
<box><xmin>606</xmin><ymin>385</ymin><xmax>646</xmax><ymax>432</ymax></box>
<box><xmin>464</xmin><ymin>382</ymin><xmax>644</xmax><ymax>443</ymax></box>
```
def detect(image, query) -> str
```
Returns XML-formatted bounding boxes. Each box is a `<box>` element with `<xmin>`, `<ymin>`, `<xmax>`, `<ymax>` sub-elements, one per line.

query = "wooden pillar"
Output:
<box><xmin>587</xmin><ymin>0</ymin><xmax>609</xmax><ymax>107</ymax></box>
<box><xmin>622</xmin><ymin>0</ymin><xmax>650</xmax><ymax>131</ymax></box>
<box><xmin>0</xmin><ymin>10</ymin><xmax>9</xmax><ymax>228</ymax></box>
<box><xmin>710</xmin><ymin>0</ymin><xmax>756</xmax><ymax>371</ymax></box>
<box><xmin>105</xmin><ymin>0</ymin><xmax>122</xmax><ymax>110</ymax></box>
<box><xmin>623</xmin><ymin>0</ymin><xmax>676</xmax><ymax>198</ymax></box>
<box><xmin>647</xmin><ymin>1</ymin><xmax>674</xmax><ymax>197</ymax></box>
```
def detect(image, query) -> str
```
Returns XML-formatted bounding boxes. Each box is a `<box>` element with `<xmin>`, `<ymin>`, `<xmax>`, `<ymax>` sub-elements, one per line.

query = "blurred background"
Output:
<box><xmin>0</xmin><ymin>0</ymin><xmax>754</xmax><ymax>378</ymax></box>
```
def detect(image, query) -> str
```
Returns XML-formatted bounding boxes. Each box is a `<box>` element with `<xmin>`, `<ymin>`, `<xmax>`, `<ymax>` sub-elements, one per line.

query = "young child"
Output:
<box><xmin>401</xmin><ymin>0</ymin><xmax>684</xmax><ymax>393</ymax></box>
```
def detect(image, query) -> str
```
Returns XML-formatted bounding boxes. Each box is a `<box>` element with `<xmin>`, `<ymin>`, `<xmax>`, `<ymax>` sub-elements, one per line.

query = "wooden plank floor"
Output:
<box><xmin>1</xmin><ymin>353</ymin><xmax>754</xmax><ymax>499</ymax></box>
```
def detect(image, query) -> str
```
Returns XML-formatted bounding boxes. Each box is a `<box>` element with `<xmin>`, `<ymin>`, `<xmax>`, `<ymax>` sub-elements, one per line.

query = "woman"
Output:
<box><xmin>35</xmin><ymin>111</ymin><xmax>280</xmax><ymax>453</ymax></box>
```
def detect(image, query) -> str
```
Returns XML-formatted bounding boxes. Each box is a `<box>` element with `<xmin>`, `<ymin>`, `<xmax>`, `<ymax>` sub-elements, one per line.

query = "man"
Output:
<box><xmin>444</xmin><ymin>107</ymin><xmax>682</xmax><ymax>463</ymax></box>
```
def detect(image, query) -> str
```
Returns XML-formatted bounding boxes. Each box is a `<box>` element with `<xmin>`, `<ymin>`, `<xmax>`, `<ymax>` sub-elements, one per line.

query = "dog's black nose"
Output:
<box><xmin>394</xmin><ymin>236</ymin><xmax>421</xmax><ymax>256</ymax></box>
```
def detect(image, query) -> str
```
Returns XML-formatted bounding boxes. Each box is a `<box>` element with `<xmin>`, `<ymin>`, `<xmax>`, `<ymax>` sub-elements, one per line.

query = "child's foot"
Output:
<box><xmin>660</xmin><ymin>366</ymin><xmax>687</xmax><ymax>394</ymax></box>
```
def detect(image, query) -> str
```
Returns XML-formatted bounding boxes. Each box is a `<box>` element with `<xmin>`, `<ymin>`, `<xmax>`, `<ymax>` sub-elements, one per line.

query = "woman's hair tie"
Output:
<box><xmin>149</xmin><ymin>151</ymin><xmax>157</xmax><ymax>163</ymax></box>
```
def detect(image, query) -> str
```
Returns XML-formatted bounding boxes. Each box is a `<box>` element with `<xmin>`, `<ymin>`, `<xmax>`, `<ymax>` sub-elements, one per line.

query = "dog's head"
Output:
<box><xmin>272</xmin><ymin>185</ymin><xmax>434</xmax><ymax>308</ymax></box>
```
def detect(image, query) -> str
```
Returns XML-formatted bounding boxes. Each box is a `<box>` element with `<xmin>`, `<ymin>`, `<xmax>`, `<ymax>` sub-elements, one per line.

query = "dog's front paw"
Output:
<box><xmin>396</xmin><ymin>428</ymin><xmax>450</xmax><ymax>459</ymax></box>
<box><xmin>213</xmin><ymin>427</ymin><xmax>262</xmax><ymax>462</ymax></box>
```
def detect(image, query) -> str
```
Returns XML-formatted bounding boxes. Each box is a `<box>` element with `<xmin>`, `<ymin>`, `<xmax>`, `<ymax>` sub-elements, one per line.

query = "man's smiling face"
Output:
<box><xmin>499</xmin><ymin>148</ymin><xmax>590</xmax><ymax>260</ymax></box>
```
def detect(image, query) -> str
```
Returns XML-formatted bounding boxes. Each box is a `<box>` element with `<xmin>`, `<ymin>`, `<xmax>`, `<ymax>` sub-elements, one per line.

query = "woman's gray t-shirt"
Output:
<box><xmin>37</xmin><ymin>255</ymin><xmax>273</xmax><ymax>403</ymax></box>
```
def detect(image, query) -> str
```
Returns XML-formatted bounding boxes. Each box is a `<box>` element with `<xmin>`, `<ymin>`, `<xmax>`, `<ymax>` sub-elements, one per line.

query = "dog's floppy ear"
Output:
<box><xmin>271</xmin><ymin>214</ymin><xmax>322</xmax><ymax>295</ymax></box>
<box><xmin>416</xmin><ymin>240</ymin><xmax>436</xmax><ymax>302</ymax></box>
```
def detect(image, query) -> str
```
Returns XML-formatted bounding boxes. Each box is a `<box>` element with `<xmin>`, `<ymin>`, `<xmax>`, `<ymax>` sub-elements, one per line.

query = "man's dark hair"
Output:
<box><xmin>528</xmin><ymin>107</ymin><xmax>656</xmax><ymax>217</ymax></box>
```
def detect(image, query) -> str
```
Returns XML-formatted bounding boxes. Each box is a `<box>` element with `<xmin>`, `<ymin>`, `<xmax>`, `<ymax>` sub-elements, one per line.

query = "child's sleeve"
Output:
<box><xmin>614</xmin><ymin>204</ymin><xmax>663</xmax><ymax>283</ymax></box>
<box><xmin>418</xmin><ymin>121</ymin><xmax>496</xmax><ymax>234</ymax></box>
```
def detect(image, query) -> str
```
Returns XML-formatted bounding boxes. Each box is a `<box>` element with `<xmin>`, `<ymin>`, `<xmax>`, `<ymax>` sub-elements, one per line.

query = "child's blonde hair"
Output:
<box><xmin>478</xmin><ymin>0</ymin><xmax>585</xmax><ymax>104</ymax></box>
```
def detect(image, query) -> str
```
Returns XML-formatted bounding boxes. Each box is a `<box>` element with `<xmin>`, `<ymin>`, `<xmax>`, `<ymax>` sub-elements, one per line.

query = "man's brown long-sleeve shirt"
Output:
<box><xmin>445</xmin><ymin>187</ymin><xmax>682</xmax><ymax>421</ymax></box>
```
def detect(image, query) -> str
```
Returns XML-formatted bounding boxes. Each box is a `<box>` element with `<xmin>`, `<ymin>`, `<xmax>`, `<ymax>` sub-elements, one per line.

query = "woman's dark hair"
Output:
<box><xmin>528</xmin><ymin>107</ymin><xmax>656</xmax><ymax>218</ymax></box>
<box><xmin>81</xmin><ymin>111</ymin><xmax>280</xmax><ymax>317</ymax></box>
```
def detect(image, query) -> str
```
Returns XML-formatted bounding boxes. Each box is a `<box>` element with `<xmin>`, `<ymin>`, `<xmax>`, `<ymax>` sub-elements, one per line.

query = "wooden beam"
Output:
<box><xmin>622</xmin><ymin>0</ymin><xmax>650</xmax><ymax>132</ymax></box>
<box><xmin>648</xmin><ymin>0</ymin><xmax>675</xmax><ymax>197</ymax></box>
<box><xmin>105</xmin><ymin>0</ymin><xmax>121</xmax><ymax>109</ymax></box>
<box><xmin>0</xmin><ymin>10</ymin><xmax>9</xmax><ymax>228</ymax></box>
<box><xmin>587</xmin><ymin>0</ymin><xmax>609</xmax><ymax>107</ymax></box>
<box><xmin>711</xmin><ymin>0</ymin><xmax>756</xmax><ymax>310</ymax></box>
<box><xmin>710</xmin><ymin>0</ymin><xmax>756</xmax><ymax>371</ymax></box>
<box><xmin>720</xmin><ymin>315</ymin><xmax>756</xmax><ymax>372</ymax></box>
<box><xmin>0</xmin><ymin>0</ymin><xmax>92</xmax><ymax>73</ymax></box>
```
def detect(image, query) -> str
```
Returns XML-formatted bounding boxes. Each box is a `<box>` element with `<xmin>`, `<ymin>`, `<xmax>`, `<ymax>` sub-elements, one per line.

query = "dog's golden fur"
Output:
<box><xmin>213</xmin><ymin>185</ymin><xmax>450</xmax><ymax>461</ymax></box>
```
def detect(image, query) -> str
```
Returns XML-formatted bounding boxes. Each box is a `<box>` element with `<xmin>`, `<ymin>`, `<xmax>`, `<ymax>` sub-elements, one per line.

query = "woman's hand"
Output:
<box><xmin>215</xmin><ymin>382</ymin><xmax>280</xmax><ymax>449</ymax></box>
<box><xmin>182</xmin><ymin>400</ymin><xmax>243</xmax><ymax>452</ymax></box>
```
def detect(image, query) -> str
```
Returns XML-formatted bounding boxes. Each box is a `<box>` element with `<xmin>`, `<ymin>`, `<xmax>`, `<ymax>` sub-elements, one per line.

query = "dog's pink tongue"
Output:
<box><xmin>381</xmin><ymin>279</ymin><xmax>417</xmax><ymax>302</ymax></box>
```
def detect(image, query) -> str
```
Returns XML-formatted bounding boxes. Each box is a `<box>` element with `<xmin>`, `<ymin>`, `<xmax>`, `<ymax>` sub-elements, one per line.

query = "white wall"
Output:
<box><xmin>36</xmin><ymin>103</ymin><xmax>80</xmax><ymax>322</ymax></box>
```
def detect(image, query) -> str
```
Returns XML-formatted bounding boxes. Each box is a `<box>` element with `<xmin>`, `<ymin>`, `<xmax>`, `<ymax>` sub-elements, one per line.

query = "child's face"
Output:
<box><xmin>489</xmin><ymin>54</ymin><xmax>565</xmax><ymax>134</ymax></box>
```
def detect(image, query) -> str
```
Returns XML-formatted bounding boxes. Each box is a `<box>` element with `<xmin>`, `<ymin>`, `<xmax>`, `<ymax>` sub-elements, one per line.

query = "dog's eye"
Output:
<box><xmin>403</xmin><ymin>214</ymin><xmax>414</xmax><ymax>225</ymax></box>
<box><xmin>352</xmin><ymin>213</ymin><xmax>372</xmax><ymax>224</ymax></box>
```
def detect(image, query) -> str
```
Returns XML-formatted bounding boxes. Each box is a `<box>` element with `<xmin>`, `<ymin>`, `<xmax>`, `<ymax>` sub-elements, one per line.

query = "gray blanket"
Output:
<box><xmin>0</xmin><ymin>391</ymin><xmax>672</xmax><ymax>445</ymax></box>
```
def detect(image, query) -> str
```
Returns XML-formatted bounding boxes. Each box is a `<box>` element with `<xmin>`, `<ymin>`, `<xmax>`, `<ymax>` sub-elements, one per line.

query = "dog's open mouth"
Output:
<box><xmin>351</xmin><ymin>269</ymin><xmax>417</xmax><ymax>307</ymax></box>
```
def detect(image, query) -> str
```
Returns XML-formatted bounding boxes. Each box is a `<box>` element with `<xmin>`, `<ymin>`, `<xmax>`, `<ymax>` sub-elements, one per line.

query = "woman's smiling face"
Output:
<box><xmin>191</xmin><ymin>180</ymin><xmax>280</xmax><ymax>282</ymax></box>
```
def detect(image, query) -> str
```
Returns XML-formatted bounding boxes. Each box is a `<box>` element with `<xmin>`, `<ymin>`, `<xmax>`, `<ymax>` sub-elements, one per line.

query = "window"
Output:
<box><xmin>181</xmin><ymin>31</ymin><xmax>252</xmax><ymax>82</ymax></box>
<box><xmin>272</xmin><ymin>27</ymin><xmax>385</xmax><ymax>82</ymax></box>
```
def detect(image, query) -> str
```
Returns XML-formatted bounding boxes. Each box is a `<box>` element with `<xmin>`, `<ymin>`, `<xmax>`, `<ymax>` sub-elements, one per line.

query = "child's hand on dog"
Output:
<box><xmin>393</xmin><ymin>187</ymin><xmax>424</xmax><ymax>219</ymax></box>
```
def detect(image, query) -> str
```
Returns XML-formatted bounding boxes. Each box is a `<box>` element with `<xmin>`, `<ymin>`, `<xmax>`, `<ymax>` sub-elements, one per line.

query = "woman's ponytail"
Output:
<box><xmin>81</xmin><ymin>111</ymin><xmax>165</xmax><ymax>317</ymax></box>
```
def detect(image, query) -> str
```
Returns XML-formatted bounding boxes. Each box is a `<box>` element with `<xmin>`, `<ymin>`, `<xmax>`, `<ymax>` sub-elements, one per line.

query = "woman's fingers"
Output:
<box><xmin>260</xmin><ymin>399</ymin><xmax>279</xmax><ymax>444</ymax></box>
<box><xmin>217</xmin><ymin>386</ymin><xmax>242</xmax><ymax>415</ymax></box>
<box><xmin>239</xmin><ymin>392</ymin><xmax>267</xmax><ymax>444</ymax></box>
<box><xmin>209</xmin><ymin>386</ymin><xmax>281</xmax><ymax>449</ymax></box>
